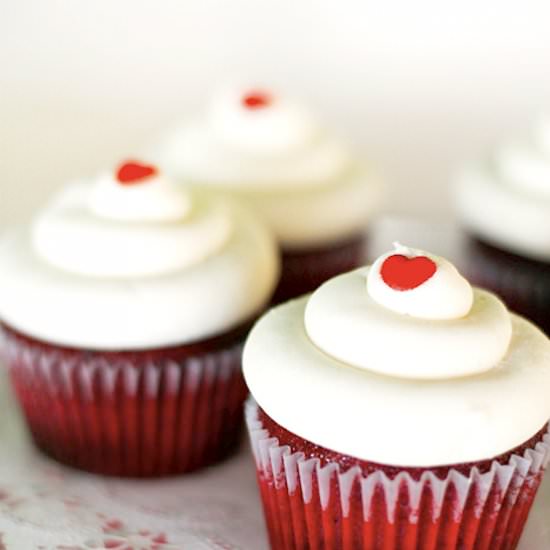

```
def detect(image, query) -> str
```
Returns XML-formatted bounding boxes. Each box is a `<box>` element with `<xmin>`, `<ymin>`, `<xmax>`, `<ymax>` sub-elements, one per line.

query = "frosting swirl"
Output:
<box><xmin>305</xmin><ymin>246</ymin><xmax>510</xmax><ymax>379</ymax></box>
<box><xmin>455</xmin><ymin>117</ymin><xmax>550</xmax><ymax>260</ymax></box>
<box><xmin>34</xmin><ymin>175</ymin><xmax>231</xmax><ymax>278</ymax></box>
<box><xmin>151</xmin><ymin>87</ymin><xmax>380</xmax><ymax>248</ymax></box>
<box><xmin>243</xmin><ymin>247</ymin><xmax>550</xmax><ymax>466</ymax></box>
<box><xmin>156</xmin><ymin>87</ymin><xmax>352</xmax><ymax>189</ymax></box>
<box><xmin>90</xmin><ymin>161</ymin><xmax>191</xmax><ymax>222</ymax></box>
<box><xmin>0</xmin><ymin>161</ymin><xmax>279</xmax><ymax>349</ymax></box>
<box><xmin>209</xmin><ymin>88</ymin><xmax>320</xmax><ymax>156</ymax></box>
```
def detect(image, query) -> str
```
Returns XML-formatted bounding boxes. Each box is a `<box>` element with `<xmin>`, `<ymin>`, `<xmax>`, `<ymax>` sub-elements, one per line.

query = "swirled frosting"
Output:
<box><xmin>243</xmin><ymin>247</ymin><xmax>550</xmax><ymax>466</ymax></box>
<box><xmin>0</xmin><ymin>161</ymin><xmax>279</xmax><ymax>349</ymax></box>
<box><xmin>455</xmin><ymin>117</ymin><xmax>550</xmax><ymax>260</ymax></box>
<box><xmin>33</xmin><ymin>162</ymin><xmax>230</xmax><ymax>278</ymax></box>
<box><xmin>152</xmin><ymin>87</ymin><xmax>380</xmax><ymax>248</ymax></box>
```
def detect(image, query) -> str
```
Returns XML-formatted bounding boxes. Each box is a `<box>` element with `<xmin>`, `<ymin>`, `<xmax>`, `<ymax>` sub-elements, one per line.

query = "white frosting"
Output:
<box><xmin>226</xmin><ymin>171</ymin><xmax>380</xmax><ymax>249</ymax></box>
<box><xmin>366</xmin><ymin>243</ymin><xmax>473</xmax><ymax>320</ymax></box>
<box><xmin>244</xmin><ymin>293</ymin><xmax>550</xmax><ymax>466</ymax></box>
<box><xmin>33</xmin><ymin>183</ymin><xmax>231</xmax><ymax>278</ymax></box>
<box><xmin>90</xmin><ymin>171</ymin><xmax>191</xmax><ymax>222</ymax></box>
<box><xmin>497</xmin><ymin>143</ymin><xmax>550</xmax><ymax>198</ymax></box>
<box><xmin>306</xmin><ymin>267</ymin><xmax>510</xmax><ymax>380</ymax></box>
<box><xmin>455</xmin><ymin>118</ymin><xmax>550</xmax><ymax>260</ymax></box>
<box><xmin>152</xmin><ymin>88</ymin><xmax>380</xmax><ymax>248</ymax></box>
<box><xmin>209</xmin><ymin>88</ymin><xmax>319</xmax><ymax>155</ymax></box>
<box><xmin>157</xmin><ymin>88</ymin><xmax>353</xmax><ymax>189</ymax></box>
<box><xmin>0</xmin><ymin>188</ymin><xmax>279</xmax><ymax>350</ymax></box>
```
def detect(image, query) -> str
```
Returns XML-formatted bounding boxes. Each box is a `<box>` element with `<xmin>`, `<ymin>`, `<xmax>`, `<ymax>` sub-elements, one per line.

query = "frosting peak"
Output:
<box><xmin>305</xmin><ymin>248</ymin><xmax>511</xmax><ymax>380</ymax></box>
<box><xmin>209</xmin><ymin>87</ymin><xmax>320</xmax><ymax>155</ymax></box>
<box><xmin>367</xmin><ymin>243</ymin><xmax>474</xmax><ymax>321</ymax></box>
<box><xmin>91</xmin><ymin>161</ymin><xmax>191</xmax><ymax>223</ymax></box>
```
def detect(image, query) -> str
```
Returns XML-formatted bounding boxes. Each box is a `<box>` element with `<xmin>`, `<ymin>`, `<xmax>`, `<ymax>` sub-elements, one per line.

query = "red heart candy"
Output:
<box><xmin>380</xmin><ymin>254</ymin><xmax>437</xmax><ymax>291</ymax></box>
<box><xmin>116</xmin><ymin>161</ymin><xmax>158</xmax><ymax>185</ymax></box>
<box><xmin>242</xmin><ymin>91</ymin><xmax>272</xmax><ymax>109</ymax></box>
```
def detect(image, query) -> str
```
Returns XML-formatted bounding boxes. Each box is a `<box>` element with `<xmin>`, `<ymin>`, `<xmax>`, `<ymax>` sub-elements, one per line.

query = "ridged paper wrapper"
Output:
<box><xmin>2</xmin><ymin>324</ymin><xmax>249</xmax><ymax>477</ymax></box>
<box><xmin>246</xmin><ymin>401</ymin><xmax>550</xmax><ymax>550</ymax></box>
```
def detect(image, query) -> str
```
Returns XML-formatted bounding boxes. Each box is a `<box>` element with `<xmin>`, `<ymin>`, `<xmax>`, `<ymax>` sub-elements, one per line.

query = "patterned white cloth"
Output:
<box><xmin>0</xmin><ymin>363</ymin><xmax>269</xmax><ymax>550</ymax></box>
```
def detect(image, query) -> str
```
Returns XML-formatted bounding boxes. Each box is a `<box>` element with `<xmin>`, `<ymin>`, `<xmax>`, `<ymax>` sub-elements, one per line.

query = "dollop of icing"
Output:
<box><xmin>305</xmin><ymin>247</ymin><xmax>510</xmax><ymax>379</ymax></box>
<box><xmin>455</xmin><ymin>117</ymin><xmax>550</xmax><ymax>260</ymax></box>
<box><xmin>90</xmin><ymin>160</ymin><xmax>191</xmax><ymax>222</ymax></box>
<box><xmin>209</xmin><ymin>87</ymin><xmax>320</xmax><ymax>155</ymax></box>
<box><xmin>32</xmin><ymin>162</ymin><xmax>231</xmax><ymax>278</ymax></box>
<box><xmin>367</xmin><ymin>243</ymin><xmax>473</xmax><ymax>320</ymax></box>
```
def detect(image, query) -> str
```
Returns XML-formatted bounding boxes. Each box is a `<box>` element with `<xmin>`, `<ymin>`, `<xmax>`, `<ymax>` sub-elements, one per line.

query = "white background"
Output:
<box><xmin>2</xmin><ymin>1</ymin><xmax>550</xmax><ymax>230</ymax></box>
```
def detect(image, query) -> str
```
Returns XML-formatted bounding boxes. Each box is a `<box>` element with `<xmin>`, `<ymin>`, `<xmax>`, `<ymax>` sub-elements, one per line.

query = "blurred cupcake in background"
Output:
<box><xmin>153</xmin><ymin>87</ymin><xmax>381</xmax><ymax>302</ymax></box>
<box><xmin>244</xmin><ymin>244</ymin><xmax>550</xmax><ymax>549</ymax></box>
<box><xmin>455</xmin><ymin>118</ymin><xmax>550</xmax><ymax>334</ymax></box>
<box><xmin>0</xmin><ymin>160</ymin><xmax>279</xmax><ymax>477</ymax></box>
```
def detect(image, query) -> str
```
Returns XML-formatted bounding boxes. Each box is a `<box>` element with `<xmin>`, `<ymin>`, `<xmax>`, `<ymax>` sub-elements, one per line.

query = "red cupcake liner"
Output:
<box><xmin>246</xmin><ymin>401</ymin><xmax>550</xmax><ymax>550</ymax></box>
<box><xmin>463</xmin><ymin>236</ymin><xmax>550</xmax><ymax>335</ymax></box>
<box><xmin>2</xmin><ymin>323</ymin><xmax>250</xmax><ymax>477</ymax></box>
<box><xmin>273</xmin><ymin>233</ymin><xmax>367</xmax><ymax>304</ymax></box>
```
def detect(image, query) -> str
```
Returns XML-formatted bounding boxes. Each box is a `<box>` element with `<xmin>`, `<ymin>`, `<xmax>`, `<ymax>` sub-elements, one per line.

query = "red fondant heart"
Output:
<box><xmin>380</xmin><ymin>254</ymin><xmax>437</xmax><ymax>291</ymax></box>
<box><xmin>242</xmin><ymin>91</ymin><xmax>272</xmax><ymax>109</ymax></box>
<box><xmin>116</xmin><ymin>161</ymin><xmax>158</xmax><ymax>185</ymax></box>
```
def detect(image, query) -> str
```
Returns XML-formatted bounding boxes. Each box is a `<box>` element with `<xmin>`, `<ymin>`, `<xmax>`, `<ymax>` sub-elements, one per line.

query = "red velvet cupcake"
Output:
<box><xmin>0</xmin><ymin>160</ymin><xmax>279</xmax><ymax>477</ymax></box>
<box><xmin>152</xmin><ymin>87</ymin><xmax>381</xmax><ymax>302</ymax></box>
<box><xmin>243</xmin><ymin>244</ymin><xmax>550</xmax><ymax>549</ymax></box>
<box><xmin>455</xmin><ymin>118</ymin><xmax>550</xmax><ymax>334</ymax></box>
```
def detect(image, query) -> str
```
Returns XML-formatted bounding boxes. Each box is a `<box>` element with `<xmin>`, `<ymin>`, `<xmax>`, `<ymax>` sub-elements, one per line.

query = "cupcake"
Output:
<box><xmin>243</xmin><ymin>243</ymin><xmax>550</xmax><ymax>549</ymax></box>
<box><xmin>153</xmin><ymin>87</ymin><xmax>381</xmax><ymax>303</ymax></box>
<box><xmin>455</xmin><ymin>118</ymin><xmax>550</xmax><ymax>334</ymax></box>
<box><xmin>0</xmin><ymin>160</ymin><xmax>279</xmax><ymax>477</ymax></box>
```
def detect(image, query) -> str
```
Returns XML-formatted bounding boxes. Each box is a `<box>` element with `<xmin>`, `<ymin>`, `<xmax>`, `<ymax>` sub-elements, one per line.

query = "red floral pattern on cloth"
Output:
<box><xmin>87</xmin><ymin>519</ymin><xmax>174</xmax><ymax>549</ymax></box>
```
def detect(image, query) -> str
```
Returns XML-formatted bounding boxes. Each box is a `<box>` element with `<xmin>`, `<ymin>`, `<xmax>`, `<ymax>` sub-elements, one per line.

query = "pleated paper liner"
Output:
<box><xmin>246</xmin><ymin>401</ymin><xmax>550</xmax><ymax>550</ymax></box>
<box><xmin>2</xmin><ymin>322</ymin><xmax>250</xmax><ymax>477</ymax></box>
<box><xmin>273</xmin><ymin>233</ymin><xmax>367</xmax><ymax>304</ymax></box>
<box><xmin>464</xmin><ymin>236</ymin><xmax>550</xmax><ymax>336</ymax></box>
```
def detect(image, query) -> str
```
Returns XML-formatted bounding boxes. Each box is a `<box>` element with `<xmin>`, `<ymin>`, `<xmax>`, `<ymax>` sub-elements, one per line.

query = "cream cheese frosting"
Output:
<box><xmin>152</xmin><ymin>87</ymin><xmax>380</xmax><ymax>249</ymax></box>
<box><xmin>455</xmin><ymin>117</ymin><xmax>550</xmax><ymax>261</ymax></box>
<box><xmin>0</xmin><ymin>162</ymin><xmax>279</xmax><ymax>350</ymax></box>
<box><xmin>243</xmin><ymin>247</ymin><xmax>550</xmax><ymax>466</ymax></box>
